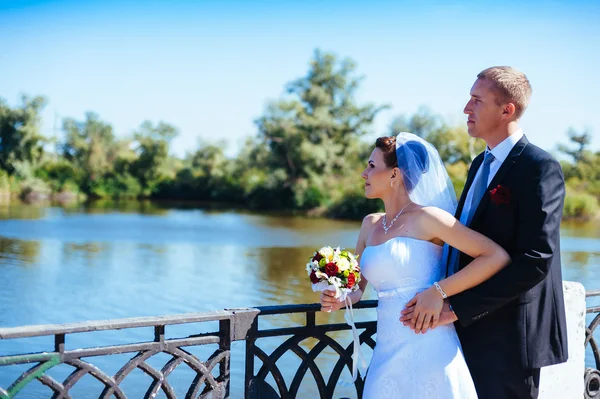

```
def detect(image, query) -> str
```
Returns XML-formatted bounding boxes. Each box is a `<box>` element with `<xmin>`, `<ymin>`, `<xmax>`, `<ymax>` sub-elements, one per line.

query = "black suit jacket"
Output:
<box><xmin>448</xmin><ymin>135</ymin><xmax>568</xmax><ymax>370</ymax></box>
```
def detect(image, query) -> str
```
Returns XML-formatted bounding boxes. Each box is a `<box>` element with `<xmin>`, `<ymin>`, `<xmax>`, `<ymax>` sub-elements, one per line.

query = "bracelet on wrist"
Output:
<box><xmin>433</xmin><ymin>281</ymin><xmax>448</xmax><ymax>299</ymax></box>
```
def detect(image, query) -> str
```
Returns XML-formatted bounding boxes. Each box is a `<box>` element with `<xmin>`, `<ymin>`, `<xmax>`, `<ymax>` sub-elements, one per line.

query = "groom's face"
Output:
<box><xmin>464</xmin><ymin>78</ymin><xmax>504</xmax><ymax>140</ymax></box>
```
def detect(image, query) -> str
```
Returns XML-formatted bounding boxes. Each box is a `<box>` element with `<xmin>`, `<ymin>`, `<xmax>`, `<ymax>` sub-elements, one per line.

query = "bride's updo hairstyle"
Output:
<box><xmin>375</xmin><ymin>136</ymin><xmax>429</xmax><ymax>193</ymax></box>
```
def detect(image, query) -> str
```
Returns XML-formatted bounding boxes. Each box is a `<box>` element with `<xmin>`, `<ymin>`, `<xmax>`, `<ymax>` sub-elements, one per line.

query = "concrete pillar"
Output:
<box><xmin>539</xmin><ymin>281</ymin><xmax>586</xmax><ymax>398</ymax></box>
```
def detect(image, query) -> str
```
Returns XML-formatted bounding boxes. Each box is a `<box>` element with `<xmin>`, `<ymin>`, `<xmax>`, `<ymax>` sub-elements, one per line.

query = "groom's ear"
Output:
<box><xmin>502</xmin><ymin>103</ymin><xmax>517</xmax><ymax>119</ymax></box>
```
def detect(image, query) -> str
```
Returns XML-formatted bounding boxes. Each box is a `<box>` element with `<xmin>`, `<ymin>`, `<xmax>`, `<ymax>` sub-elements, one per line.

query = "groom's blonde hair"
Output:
<box><xmin>477</xmin><ymin>66</ymin><xmax>532</xmax><ymax>119</ymax></box>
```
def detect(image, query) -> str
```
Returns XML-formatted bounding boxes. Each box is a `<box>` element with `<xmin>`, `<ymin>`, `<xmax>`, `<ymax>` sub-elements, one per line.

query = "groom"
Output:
<box><xmin>401</xmin><ymin>66</ymin><xmax>568</xmax><ymax>398</ymax></box>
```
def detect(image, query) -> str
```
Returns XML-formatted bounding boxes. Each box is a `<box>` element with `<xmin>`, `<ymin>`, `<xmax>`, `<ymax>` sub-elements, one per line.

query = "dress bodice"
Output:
<box><xmin>360</xmin><ymin>236</ymin><xmax>445</xmax><ymax>296</ymax></box>
<box><xmin>359</xmin><ymin>236</ymin><xmax>477</xmax><ymax>398</ymax></box>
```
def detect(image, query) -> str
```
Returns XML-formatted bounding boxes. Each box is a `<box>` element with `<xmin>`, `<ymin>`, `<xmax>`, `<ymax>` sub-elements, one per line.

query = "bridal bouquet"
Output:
<box><xmin>306</xmin><ymin>246</ymin><xmax>367</xmax><ymax>383</ymax></box>
<box><xmin>306</xmin><ymin>246</ymin><xmax>361</xmax><ymax>301</ymax></box>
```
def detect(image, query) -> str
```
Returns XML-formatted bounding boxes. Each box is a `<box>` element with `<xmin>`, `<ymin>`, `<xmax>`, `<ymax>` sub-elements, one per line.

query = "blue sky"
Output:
<box><xmin>1</xmin><ymin>0</ymin><xmax>598</xmax><ymax>157</ymax></box>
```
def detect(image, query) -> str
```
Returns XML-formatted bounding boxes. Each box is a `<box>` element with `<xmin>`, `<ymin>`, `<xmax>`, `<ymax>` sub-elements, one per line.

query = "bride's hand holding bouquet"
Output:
<box><xmin>306</xmin><ymin>245</ymin><xmax>367</xmax><ymax>382</ymax></box>
<box><xmin>306</xmin><ymin>246</ymin><xmax>362</xmax><ymax>312</ymax></box>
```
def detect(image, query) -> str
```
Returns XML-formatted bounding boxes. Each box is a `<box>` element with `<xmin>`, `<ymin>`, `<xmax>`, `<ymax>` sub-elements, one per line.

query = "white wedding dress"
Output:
<box><xmin>360</xmin><ymin>236</ymin><xmax>478</xmax><ymax>398</ymax></box>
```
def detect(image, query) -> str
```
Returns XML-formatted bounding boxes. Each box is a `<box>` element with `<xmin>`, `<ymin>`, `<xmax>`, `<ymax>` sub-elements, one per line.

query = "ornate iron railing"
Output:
<box><xmin>2</xmin><ymin>293</ymin><xmax>599</xmax><ymax>398</ymax></box>
<box><xmin>0</xmin><ymin>301</ymin><xmax>377</xmax><ymax>398</ymax></box>
<box><xmin>585</xmin><ymin>290</ymin><xmax>600</xmax><ymax>399</ymax></box>
<box><xmin>0</xmin><ymin>310</ymin><xmax>253</xmax><ymax>399</ymax></box>
<box><xmin>244</xmin><ymin>302</ymin><xmax>377</xmax><ymax>399</ymax></box>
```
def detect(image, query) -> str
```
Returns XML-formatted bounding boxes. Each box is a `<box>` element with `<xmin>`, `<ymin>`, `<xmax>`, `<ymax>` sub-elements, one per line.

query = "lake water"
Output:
<box><xmin>1</xmin><ymin>200</ymin><xmax>599</xmax><ymax>398</ymax></box>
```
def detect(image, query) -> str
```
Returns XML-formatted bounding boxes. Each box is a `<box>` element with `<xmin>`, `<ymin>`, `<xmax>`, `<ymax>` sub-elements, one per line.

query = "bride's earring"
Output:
<box><xmin>390</xmin><ymin>181</ymin><xmax>393</xmax><ymax>188</ymax></box>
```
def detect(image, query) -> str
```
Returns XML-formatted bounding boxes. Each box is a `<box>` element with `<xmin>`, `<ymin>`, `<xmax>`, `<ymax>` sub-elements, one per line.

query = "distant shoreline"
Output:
<box><xmin>1</xmin><ymin>195</ymin><xmax>598</xmax><ymax>224</ymax></box>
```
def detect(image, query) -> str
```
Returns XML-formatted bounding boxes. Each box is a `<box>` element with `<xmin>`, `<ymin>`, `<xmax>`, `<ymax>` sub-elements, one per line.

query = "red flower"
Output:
<box><xmin>325</xmin><ymin>262</ymin><xmax>338</xmax><ymax>277</ymax></box>
<box><xmin>490</xmin><ymin>184</ymin><xmax>511</xmax><ymax>206</ymax></box>
<box><xmin>347</xmin><ymin>273</ymin><xmax>356</xmax><ymax>288</ymax></box>
<box><xmin>312</xmin><ymin>252</ymin><xmax>323</xmax><ymax>263</ymax></box>
<box><xmin>310</xmin><ymin>270</ymin><xmax>320</xmax><ymax>284</ymax></box>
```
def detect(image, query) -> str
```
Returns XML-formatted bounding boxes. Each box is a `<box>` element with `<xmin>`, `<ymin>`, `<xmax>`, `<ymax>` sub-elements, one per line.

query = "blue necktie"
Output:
<box><xmin>447</xmin><ymin>151</ymin><xmax>495</xmax><ymax>275</ymax></box>
<box><xmin>464</xmin><ymin>151</ymin><xmax>495</xmax><ymax>226</ymax></box>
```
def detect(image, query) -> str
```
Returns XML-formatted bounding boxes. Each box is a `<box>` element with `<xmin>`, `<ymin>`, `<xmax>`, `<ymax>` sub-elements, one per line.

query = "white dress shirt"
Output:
<box><xmin>459</xmin><ymin>129</ymin><xmax>524</xmax><ymax>225</ymax></box>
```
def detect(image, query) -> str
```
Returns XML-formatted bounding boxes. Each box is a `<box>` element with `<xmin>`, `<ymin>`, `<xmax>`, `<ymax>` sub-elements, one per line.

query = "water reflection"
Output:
<box><xmin>0</xmin><ymin>202</ymin><xmax>47</xmax><ymax>220</ymax></box>
<box><xmin>565</xmin><ymin>251</ymin><xmax>594</xmax><ymax>268</ymax></box>
<box><xmin>76</xmin><ymin>199</ymin><xmax>171</xmax><ymax>215</ymax></box>
<box><xmin>0</xmin><ymin>237</ymin><xmax>41</xmax><ymax>265</ymax></box>
<box><xmin>561</xmin><ymin>219</ymin><xmax>600</xmax><ymax>239</ymax></box>
<box><xmin>562</xmin><ymin>250</ymin><xmax>600</xmax><ymax>292</ymax></box>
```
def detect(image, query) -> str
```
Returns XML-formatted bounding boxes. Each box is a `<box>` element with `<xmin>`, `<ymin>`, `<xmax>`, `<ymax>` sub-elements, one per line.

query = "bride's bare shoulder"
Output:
<box><xmin>358</xmin><ymin>213</ymin><xmax>382</xmax><ymax>243</ymax></box>
<box><xmin>363</xmin><ymin>213</ymin><xmax>383</xmax><ymax>225</ymax></box>
<box><xmin>415</xmin><ymin>206</ymin><xmax>456</xmax><ymax>227</ymax></box>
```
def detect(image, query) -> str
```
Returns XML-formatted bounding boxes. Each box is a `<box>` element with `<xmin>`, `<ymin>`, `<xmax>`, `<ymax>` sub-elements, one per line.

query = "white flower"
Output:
<box><xmin>319</xmin><ymin>246</ymin><xmax>334</xmax><ymax>262</ymax></box>
<box><xmin>329</xmin><ymin>276</ymin><xmax>342</xmax><ymax>287</ymax></box>
<box><xmin>337</xmin><ymin>257</ymin><xmax>350</xmax><ymax>271</ymax></box>
<box><xmin>332</xmin><ymin>252</ymin><xmax>340</xmax><ymax>264</ymax></box>
<box><xmin>316</xmin><ymin>270</ymin><xmax>328</xmax><ymax>280</ymax></box>
<box><xmin>306</xmin><ymin>262</ymin><xmax>314</xmax><ymax>274</ymax></box>
<box><xmin>306</xmin><ymin>261</ymin><xmax>320</xmax><ymax>275</ymax></box>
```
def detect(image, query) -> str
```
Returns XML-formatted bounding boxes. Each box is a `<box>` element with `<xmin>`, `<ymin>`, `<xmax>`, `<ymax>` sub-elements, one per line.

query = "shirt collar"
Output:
<box><xmin>487</xmin><ymin>129</ymin><xmax>523</xmax><ymax>163</ymax></box>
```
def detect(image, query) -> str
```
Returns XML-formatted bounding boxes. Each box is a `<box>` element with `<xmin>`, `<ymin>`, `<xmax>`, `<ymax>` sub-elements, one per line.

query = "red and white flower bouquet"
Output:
<box><xmin>306</xmin><ymin>246</ymin><xmax>361</xmax><ymax>302</ymax></box>
<box><xmin>305</xmin><ymin>245</ymin><xmax>366</xmax><ymax>382</ymax></box>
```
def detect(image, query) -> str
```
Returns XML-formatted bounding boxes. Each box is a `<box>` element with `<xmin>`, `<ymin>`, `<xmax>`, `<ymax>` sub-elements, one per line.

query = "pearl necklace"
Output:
<box><xmin>382</xmin><ymin>202</ymin><xmax>412</xmax><ymax>234</ymax></box>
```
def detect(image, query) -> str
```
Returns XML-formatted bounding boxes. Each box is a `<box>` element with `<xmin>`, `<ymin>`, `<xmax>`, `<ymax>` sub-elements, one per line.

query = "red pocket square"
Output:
<box><xmin>489</xmin><ymin>185</ymin><xmax>511</xmax><ymax>205</ymax></box>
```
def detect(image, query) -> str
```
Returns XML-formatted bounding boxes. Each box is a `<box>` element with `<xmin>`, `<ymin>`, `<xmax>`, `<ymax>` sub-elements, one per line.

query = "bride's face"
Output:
<box><xmin>362</xmin><ymin>148</ymin><xmax>396</xmax><ymax>199</ymax></box>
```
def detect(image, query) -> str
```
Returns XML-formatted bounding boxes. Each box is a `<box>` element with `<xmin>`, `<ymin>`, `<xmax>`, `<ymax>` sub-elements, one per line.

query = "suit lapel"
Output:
<box><xmin>468</xmin><ymin>136</ymin><xmax>529</xmax><ymax>226</ymax></box>
<box><xmin>455</xmin><ymin>153</ymin><xmax>484</xmax><ymax>220</ymax></box>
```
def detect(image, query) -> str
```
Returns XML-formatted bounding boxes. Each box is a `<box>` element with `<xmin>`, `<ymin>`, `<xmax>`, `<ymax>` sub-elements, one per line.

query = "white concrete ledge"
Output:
<box><xmin>539</xmin><ymin>281</ymin><xmax>586</xmax><ymax>399</ymax></box>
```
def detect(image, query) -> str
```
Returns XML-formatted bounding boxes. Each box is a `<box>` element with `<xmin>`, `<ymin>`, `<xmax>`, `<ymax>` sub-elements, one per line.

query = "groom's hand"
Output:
<box><xmin>400</xmin><ymin>299</ymin><xmax>458</xmax><ymax>332</ymax></box>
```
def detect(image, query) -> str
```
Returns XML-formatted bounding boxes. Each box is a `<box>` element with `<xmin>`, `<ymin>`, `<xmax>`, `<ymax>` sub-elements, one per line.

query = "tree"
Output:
<box><xmin>427</xmin><ymin>125</ymin><xmax>485</xmax><ymax>165</ymax></box>
<box><xmin>558</xmin><ymin>128</ymin><xmax>592</xmax><ymax>164</ymax></box>
<box><xmin>61</xmin><ymin>112</ymin><xmax>119</xmax><ymax>182</ymax></box>
<box><xmin>130</xmin><ymin>121</ymin><xmax>179</xmax><ymax>196</ymax></box>
<box><xmin>254</xmin><ymin>49</ymin><xmax>388</xmax><ymax>208</ymax></box>
<box><xmin>388</xmin><ymin>106</ymin><xmax>441</xmax><ymax>138</ymax></box>
<box><xmin>0</xmin><ymin>95</ymin><xmax>47</xmax><ymax>177</ymax></box>
<box><xmin>558</xmin><ymin>128</ymin><xmax>599</xmax><ymax>200</ymax></box>
<box><xmin>389</xmin><ymin>109</ymin><xmax>485</xmax><ymax>165</ymax></box>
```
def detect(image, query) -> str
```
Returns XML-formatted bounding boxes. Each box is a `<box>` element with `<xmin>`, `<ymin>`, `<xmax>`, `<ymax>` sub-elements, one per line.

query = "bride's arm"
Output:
<box><xmin>423</xmin><ymin>207</ymin><xmax>510</xmax><ymax>296</ymax></box>
<box><xmin>319</xmin><ymin>214</ymin><xmax>373</xmax><ymax>311</ymax></box>
<box><xmin>405</xmin><ymin>207</ymin><xmax>510</xmax><ymax>331</ymax></box>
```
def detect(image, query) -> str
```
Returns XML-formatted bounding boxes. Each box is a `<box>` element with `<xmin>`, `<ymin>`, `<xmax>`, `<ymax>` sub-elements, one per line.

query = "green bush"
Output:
<box><xmin>87</xmin><ymin>174</ymin><xmax>142</xmax><ymax>199</ymax></box>
<box><xmin>43</xmin><ymin>160</ymin><xmax>84</xmax><ymax>186</ymax></box>
<box><xmin>0</xmin><ymin>169</ymin><xmax>9</xmax><ymax>193</ymax></box>
<box><xmin>293</xmin><ymin>178</ymin><xmax>328</xmax><ymax>210</ymax></box>
<box><xmin>114</xmin><ymin>174</ymin><xmax>143</xmax><ymax>198</ymax></box>
<box><xmin>59</xmin><ymin>180</ymin><xmax>80</xmax><ymax>194</ymax></box>
<box><xmin>326</xmin><ymin>178</ymin><xmax>382</xmax><ymax>220</ymax></box>
<box><xmin>19</xmin><ymin>178</ymin><xmax>52</xmax><ymax>199</ymax></box>
<box><xmin>563</xmin><ymin>191</ymin><xmax>599</xmax><ymax>219</ymax></box>
<box><xmin>446</xmin><ymin>161</ymin><xmax>469</xmax><ymax>200</ymax></box>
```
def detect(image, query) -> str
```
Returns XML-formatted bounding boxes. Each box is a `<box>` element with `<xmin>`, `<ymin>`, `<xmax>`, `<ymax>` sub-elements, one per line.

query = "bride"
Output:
<box><xmin>320</xmin><ymin>133</ymin><xmax>510</xmax><ymax>398</ymax></box>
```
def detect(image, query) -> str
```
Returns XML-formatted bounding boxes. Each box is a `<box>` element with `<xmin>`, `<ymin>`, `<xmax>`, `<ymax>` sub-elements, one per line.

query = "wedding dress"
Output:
<box><xmin>360</xmin><ymin>236</ymin><xmax>478</xmax><ymax>398</ymax></box>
